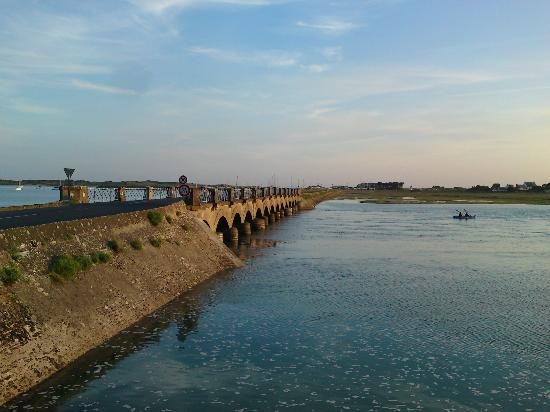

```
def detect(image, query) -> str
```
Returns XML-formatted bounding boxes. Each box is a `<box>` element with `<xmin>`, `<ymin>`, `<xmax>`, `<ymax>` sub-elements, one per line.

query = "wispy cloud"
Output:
<box><xmin>321</xmin><ymin>46</ymin><xmax>342</xmax><ymax>60</ymax></box>
<box><xmin>132</xmin><ymin>0</ymin><xmax>289</xmax><ymax>14</ymax></box>
<box><xmin>71</xmin><ymin>79</ymin><xmax>138</xmax><ymax>95</ymax></box>
<box><xmin>12</xmin><ymin>100</ymin><xmax>61</xmax><ymax>115</ymax></box>
<box><xmin>188</xmin><ymin>46</ymin><xmax>300</xmax><ymax>68</ymax></box>
<box><xmin>297</xmin><ymin>18</ymin><xmax>360</xmax><ymax>34</ymax></box>
<box><xmin>301</xmin><ymin>64</ymin><xmax>330</xmax><ymax>73</ymax></box>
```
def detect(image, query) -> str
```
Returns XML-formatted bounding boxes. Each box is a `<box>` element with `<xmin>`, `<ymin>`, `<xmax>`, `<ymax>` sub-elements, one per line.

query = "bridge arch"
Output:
<box><xmin>215</xmin><ymin>216</ymin><xmax>230</xmax><ymax>233</ymax></box>
<box><xmin>232</xmin><ymin>213</ymin><xmax>242</xmax><ymax>228</ymax></box>
<box><xmin>245</xmin><ymin>211</ymin><xmax>253</xmax><ymax>222</ymax></box>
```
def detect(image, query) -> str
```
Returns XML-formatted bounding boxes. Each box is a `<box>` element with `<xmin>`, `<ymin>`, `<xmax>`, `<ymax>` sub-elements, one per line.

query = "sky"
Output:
<box><xmin>1</xmin><ymin>0</ymin><xmax>549</xmax><ymax>187</ymax></box>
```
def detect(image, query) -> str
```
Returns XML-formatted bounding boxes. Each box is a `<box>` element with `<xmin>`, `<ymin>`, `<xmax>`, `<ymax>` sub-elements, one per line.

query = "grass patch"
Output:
<box><xmin>129</xmin><ymin>239</ymin><xmax>143</xmax><ymax>250</ymax></box>
<box><xmin>165</xmin><ymin>215</ymin><xmax>173</xmax><ymax>224</ymax></box>
<box><xmin>149</xmin><ymin>237</ymin><xmax>162</xmax><ymax>248</ymax></box>
<box><xmin>1</xmin><ymin>266</ymin><xmax>22</xmax><ymax>285</ymax></box>
<box><xmin>74</xmin><ymin>254</ymin><xmax>93</xmax><ymax>271</ymax></box>
<box><xmin>49</xmin><ymin>255</ymin><xmax>82</xmax><ymax>279</ymax></box>
<box><xmin>50</xmin><ymin>251</ymin><xmax>109</xmax><ymax>280</ymax></box>
<box><xmin>106</xmin><ymin>239</ymin><xmax>122</xmax><ymax>254</ymax></box>
<box><xmin>147</xmin><ymin>211</ymin><xmax>163</xmax><ymax>226</ymax></box>
<box><xmin>91</xmin><ymin>250</ymin><xmax>111</xmax><ymax>263</ymax></box>
<box><xmin>7</xmin><ymin>245</ymin><xmax>22</xmax><ymax>261</ymax></box>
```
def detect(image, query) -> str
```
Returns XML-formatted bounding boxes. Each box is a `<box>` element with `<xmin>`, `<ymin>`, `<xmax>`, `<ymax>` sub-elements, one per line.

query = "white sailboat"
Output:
<box><xmin>15</xmin><ymin>180</ymin><xmax>23</xmax><ymax>191</ymax></box>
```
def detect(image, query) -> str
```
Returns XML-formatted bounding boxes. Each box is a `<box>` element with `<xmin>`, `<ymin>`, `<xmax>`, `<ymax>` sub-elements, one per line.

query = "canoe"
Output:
<box><xmin>453</xmin><ymin>215</ymin><xmax>476</xmax><ymax>220</ymax></box>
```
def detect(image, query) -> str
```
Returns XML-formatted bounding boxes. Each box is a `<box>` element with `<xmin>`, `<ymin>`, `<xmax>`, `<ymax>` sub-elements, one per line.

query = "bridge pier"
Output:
<box><xmin>253</xmin><ymin>218</ymin><xmax>266</xmax><ymax>231</ymax></box>
<box><xmin>263</xmin><ymin>216</ymin><xmax>269</xmax><ymax>227</ymax></box>
<box><xmin>269</xmin><ymin>214</ymin><xmax>276</xmax><ymax>224</ymax></box>
<box><xmin>229</xmin><ymin>227</ymin><xmax>239</xmax><ymax>242</ymax></box>
<box><xmin>216</xmin><ymin>232</ymin><xmax>224</xmax><ymax>241</ymax></box>
<box><xmin>240</xmin><ymin>222</ymin><xmax>252</xmax><ymax>235</ymax></box>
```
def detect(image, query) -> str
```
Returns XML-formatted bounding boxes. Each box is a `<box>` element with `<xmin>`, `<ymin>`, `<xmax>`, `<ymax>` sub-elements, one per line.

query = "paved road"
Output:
<box><xmin>0</xmin><ymin>198</ymin><xmax>182</xmax><ymax>230</ymax></box>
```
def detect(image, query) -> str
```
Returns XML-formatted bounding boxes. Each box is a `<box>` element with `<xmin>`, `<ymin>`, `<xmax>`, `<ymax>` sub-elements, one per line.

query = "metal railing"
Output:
<box><xmin>80</xmin><ymin>185</ymin><xmax>299</xmax><ymax>205</ymax></box>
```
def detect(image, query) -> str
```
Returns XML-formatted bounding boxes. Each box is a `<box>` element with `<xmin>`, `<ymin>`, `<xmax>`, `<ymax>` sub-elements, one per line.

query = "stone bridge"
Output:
<box><xmin>188</xmin><ymin>187</ymin><xmax>302</xmax><ymax>241</ymax></box>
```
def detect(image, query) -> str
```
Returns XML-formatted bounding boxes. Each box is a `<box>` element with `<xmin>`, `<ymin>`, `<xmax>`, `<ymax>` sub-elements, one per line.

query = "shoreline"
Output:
<box><xmin>0</xmin><ymin>202</ymin><xmax>242</xmax><ymax>405</ymax></box>
<box><xmin>336</xmin><ymin>190</ymin><xmax>550</xmax><ymax>205</ymax></box>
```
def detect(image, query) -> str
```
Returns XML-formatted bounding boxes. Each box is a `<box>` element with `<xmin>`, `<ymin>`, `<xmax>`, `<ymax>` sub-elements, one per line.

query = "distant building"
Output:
<box><xmin>356</xmin><ymin>182</ymin><xmax>404</xmax><ymax>190</ymax></box>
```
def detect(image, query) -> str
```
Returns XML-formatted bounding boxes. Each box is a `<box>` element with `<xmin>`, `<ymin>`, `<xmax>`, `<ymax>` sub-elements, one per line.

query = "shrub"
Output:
<box><xmin>147</xmin><ymin>211</ymin><xmax>163</xmax><ymax>226</ymax></box>
<box><xmin>90</xmin><ymin>251</ymin><xmax>101</xmax><ymax>264</ymax></box>
<box><xmin>91</xmin><ymin>250</ymin><xmax>111</xmax><ymax>263</ymax></box>
<box><xmin>176</xmin><ymin>211</ymin><xmax>182</xmax><ymax>217</ymax></box>
<box><xmin>165</xmin><ymin>215</ymin><xmax>173</xmax><ymax>224</ymax></box>
<box><xmin>130</xmin><ymin>239</ymin><xmax>143</xmax><ymax>250</ymax></box>
<box><xmin>181</xmin><ymin>224</ymin><xmax>189</xmax><ymax>231</ymax></box>
<box><xmin>106</xmin><ymin>239</ymin><xmax>122</xmax><ymax>254</ymax></box>
<box><xmin>1</xmin><ymin>266</ymin><xmax>22</xmax><ymax>285</ymax></box>
<box><xmin>50</xmin><ymin>255</ymin><xmax>81</xmax><ymax>279</ymax></box>
<box><xmin>74</xmin><ymin>255</ymin><xmax>93</xmax><ymax>271</ymax></box>
<box><xmin>7</xmin><ymin>245</ymin><xmax>22</xmax><ymax>261</ymax></box>
<box><xmin>149</xmin><ymin>237</ymin><xmax>162</xmax><ymax>248</ymax></box>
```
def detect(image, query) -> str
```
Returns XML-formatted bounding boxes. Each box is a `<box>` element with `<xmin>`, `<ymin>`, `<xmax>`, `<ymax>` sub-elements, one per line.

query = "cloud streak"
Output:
<box><xmin>188</xmin><ymin>46</ymin><xmax>300</xmax><ymax>68</ymax></box>
<box><xmin>297</xmin><ymin>18</ymin><xmax>360</xmax><ymax>34</ymax></box>
<box><xmin>132</xmin><ymin>0</ymin><xmax>289</xmax><ymax>14</ymax></box>
<box><xmin>71</xmin><ymin>79</ymin><xmax>138</xmax><ymax>95</ymax></box>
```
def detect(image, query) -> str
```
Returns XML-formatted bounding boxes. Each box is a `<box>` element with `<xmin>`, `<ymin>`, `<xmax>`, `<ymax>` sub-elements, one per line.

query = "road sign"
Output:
<box><xmin>179</xmin><ymin>175</ymin><xmax>188</xmax><ymax>184</ymax></box>
<box><xmin>178</xmin><ymin>184</ymin><xmax>190</xmax><ymax>197</ymax></box>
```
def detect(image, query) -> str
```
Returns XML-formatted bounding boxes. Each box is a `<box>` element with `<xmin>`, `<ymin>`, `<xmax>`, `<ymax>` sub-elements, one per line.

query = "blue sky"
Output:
<box><xmin>1</xmin><ymin>0</ymin><xmax>549</xmax><ymax>187</ymax></box>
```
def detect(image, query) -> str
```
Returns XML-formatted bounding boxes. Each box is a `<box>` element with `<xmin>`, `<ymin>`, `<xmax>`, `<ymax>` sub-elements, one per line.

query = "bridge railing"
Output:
<box><xmin>64</xmin><ymin>185</ymin><xmax>299</xmax><ymax>205</ymax></box>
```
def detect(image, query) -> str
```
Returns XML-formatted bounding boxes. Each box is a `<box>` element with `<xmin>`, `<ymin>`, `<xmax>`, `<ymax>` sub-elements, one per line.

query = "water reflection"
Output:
<box><xmin>4</xmin><ymin>282</ymin><xmax>213</xmax><ymax>410</ymax></box>
<box><xmin>4</xmin><ymin>202</ymin><xmax>550</xmax><ymax>411</ymax></box>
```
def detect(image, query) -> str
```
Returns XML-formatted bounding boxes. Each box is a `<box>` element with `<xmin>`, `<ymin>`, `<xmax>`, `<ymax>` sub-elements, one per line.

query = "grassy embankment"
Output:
<box><xmin>300</xmin><ymin>189</ymin><xmax>344</xmax><ymax>209</ymax></box>
<box><xmin>338</xmin><ymin>190</ymin><xmax>550</xmax><ymax>205</ymax></box>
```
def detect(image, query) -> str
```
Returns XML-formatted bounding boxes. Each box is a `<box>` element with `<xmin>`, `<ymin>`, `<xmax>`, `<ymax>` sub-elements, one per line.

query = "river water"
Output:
<box><xmin>0</xmin><ymin>185</ymin><xmax>59</xmax><ymax>208</ymax></box>
<box><xmin>5</xmin><ymin>200</ymin><xmax>550</xmax><ymax>411</ymax></box>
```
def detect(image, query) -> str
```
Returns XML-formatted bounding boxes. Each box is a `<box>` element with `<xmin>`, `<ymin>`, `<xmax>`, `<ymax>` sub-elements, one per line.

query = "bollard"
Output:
<box><xmin>229</xmin><ymin>227</ymin><xmax>239</xmax><ymax>242</ymax></box>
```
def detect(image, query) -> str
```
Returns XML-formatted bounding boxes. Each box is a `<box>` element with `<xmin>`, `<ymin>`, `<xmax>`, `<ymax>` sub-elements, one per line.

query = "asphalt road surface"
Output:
<box><xmin>0</xmin><ymin>198</ymin><xmax>182</xmax><ymax>230</ymax></box>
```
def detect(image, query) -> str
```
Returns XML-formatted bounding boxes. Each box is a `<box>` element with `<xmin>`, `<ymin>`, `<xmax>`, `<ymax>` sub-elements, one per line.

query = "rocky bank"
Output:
<box><xmin>0</xmin><ymin>202</ymin><xmax>242</xmax><ymax>404</ymax></box>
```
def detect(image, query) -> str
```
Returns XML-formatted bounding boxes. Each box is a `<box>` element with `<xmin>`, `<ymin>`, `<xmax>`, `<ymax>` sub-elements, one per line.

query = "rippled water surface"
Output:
<box><xmin>6</xmin><ymin>201</ymin><xmax>550</xmax><ymax>411</ymax></box>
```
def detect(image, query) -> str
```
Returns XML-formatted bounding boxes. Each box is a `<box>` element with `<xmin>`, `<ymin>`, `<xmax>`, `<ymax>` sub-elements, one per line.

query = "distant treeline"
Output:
<box><xmin>426</xmin><ymin>183</ymin><xmax>550</xmax><ymax>193</ymax></box>
<box><xmin>0</xmin><ymin>179</ymin><xmax>179</xmax><ymax>188</ymax></box>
